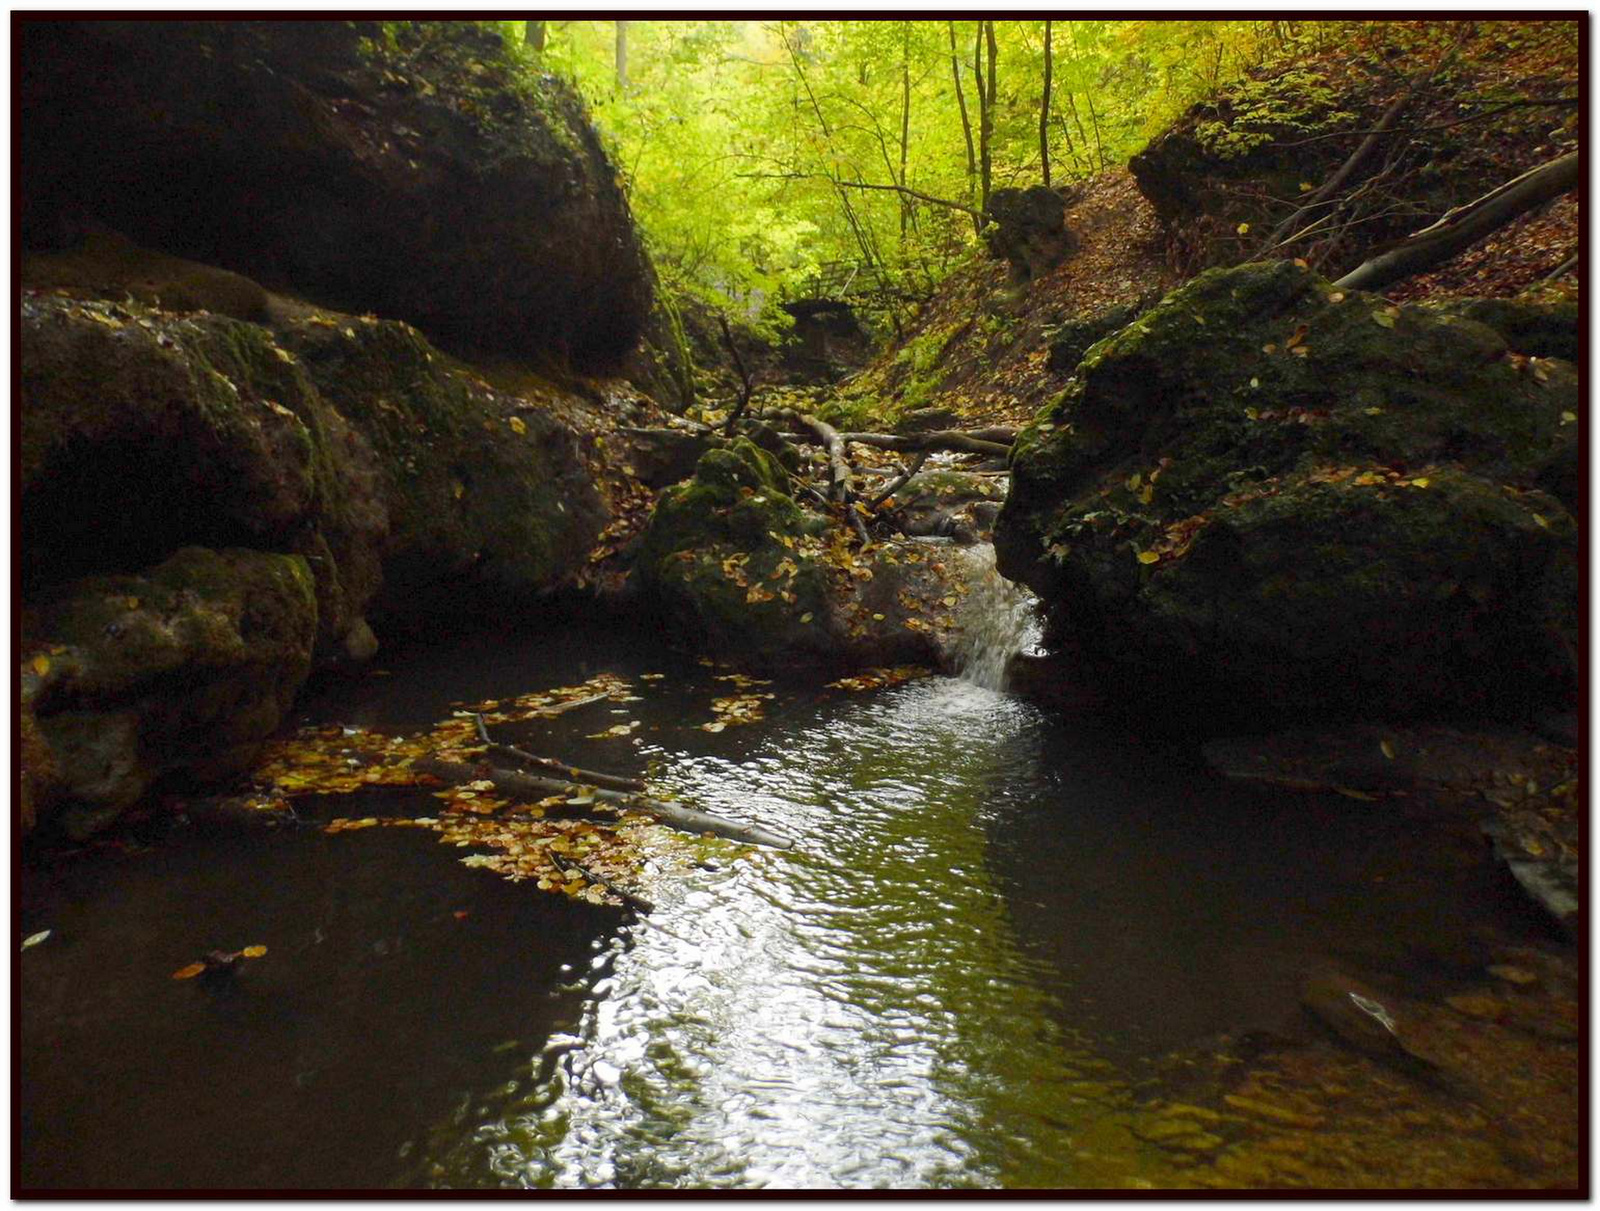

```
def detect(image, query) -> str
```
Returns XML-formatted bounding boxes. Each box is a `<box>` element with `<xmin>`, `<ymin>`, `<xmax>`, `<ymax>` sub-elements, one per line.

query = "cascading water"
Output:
<box><xmin>950</xmin><ymin>544</ymin><xmax>1042</xmax><ymax>691</ymax></box>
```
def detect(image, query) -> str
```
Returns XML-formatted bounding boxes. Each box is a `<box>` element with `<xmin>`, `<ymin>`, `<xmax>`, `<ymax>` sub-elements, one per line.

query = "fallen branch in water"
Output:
<box><xmin>414</xmin><ymin>756</ymin><xmax>797</xmax><ymax>849</ymax></box>
<box><xmin>474</xmin><ymin>714</ymin><xmax>647</xmax><ymax>793</ymax></box>
<box><xmin>548</xmin><ymin>848</ymin><xmax>656</xmax><ymax>914</ymax></box>
<box><xmin>533</xmin><ymin>692</ymin><xmax>613</xmax><ymax>718</ymax></box>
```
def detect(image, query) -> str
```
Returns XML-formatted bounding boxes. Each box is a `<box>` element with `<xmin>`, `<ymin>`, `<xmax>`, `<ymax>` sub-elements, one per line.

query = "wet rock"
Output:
<box><xmin>635</xmin><ymin>441</ymin><xmax>988</xmax><ymax>671</ymax></box>
<box><xmin>23</xmin><ymin>547</ymin><xmax>318</xmax><ymax>838</ymax></box>
<box><xmin>1299</xmin><ymin>971</ymin><xmax>1441</xmax><ymax>1081</ymax></box>
<box><xmin>997</xmin><ymin>260</ymin><xmax>1580</xmax><ymax>726</ymax></box>
<box><xmin>275</xmin><ymin>312</ymin><xmax>607</xmax><ymax>626</ymax></box>
<box><xmin>22</xmin><ymin>20</ymin><xmax>649</xmax><ymax>370</ymax></box>
<box><xmin>885</xmin><ymin>470</ymin><xmax>1008</xmax><ymax>543</ymax></box>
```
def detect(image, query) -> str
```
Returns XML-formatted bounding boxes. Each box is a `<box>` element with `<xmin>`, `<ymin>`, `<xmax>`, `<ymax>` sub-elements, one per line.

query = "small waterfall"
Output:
<box><xmin>951</xmin><ymin>544</ymin><xmax>1042</xmax><ymax>691</ymax></box>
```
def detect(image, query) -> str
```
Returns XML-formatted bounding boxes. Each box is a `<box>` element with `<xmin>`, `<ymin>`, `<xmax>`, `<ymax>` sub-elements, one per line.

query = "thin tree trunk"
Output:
<box><xmin>525</xmin><ymin>20</ymin><xmax>545</xmax><ymax>52</ymax></box>
<box><xmin>1333</xmin><ymin>152</ymin><xmax>1580</xmax><ymax>294</ymax></box>
<box><xmin>949</xmin><ymin>22</ymin><xmax>979</xmax><ymax>234</ymax></box>
<box><xmin>899</xmin><ymin>26</ymin><xmax>913</xmax><ymax>239</ymax></box>
<box><xmin>1039</xmin><ymin>20</ymin><xmax>1054</xmax><ymax>188</ymax></box>
<box><xmin>975</xmin><ymin>21</ymin><xmax>996</xmax><ymax>218</ymax></box>
<box><xmin>615</xmin><ymin>20</ymin><xmax>629</xmax><ymax>90</ymax></box>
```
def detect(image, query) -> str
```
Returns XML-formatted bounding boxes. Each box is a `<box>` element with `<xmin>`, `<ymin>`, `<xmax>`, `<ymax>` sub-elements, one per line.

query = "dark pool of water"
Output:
<box><xmin>18</xmin><ymin>623</ymin><xmax>1566</xmax><ymax>1190</ymax></box>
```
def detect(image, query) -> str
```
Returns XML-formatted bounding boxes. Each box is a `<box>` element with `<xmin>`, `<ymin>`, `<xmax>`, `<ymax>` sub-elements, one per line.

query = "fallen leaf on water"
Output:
<box><xmin>1380</xmin><ymin>739</ymin><xmax>1396</xmax><ymax>760</ymax></box>
<box><xmin>30</xmin><ymin>655</ymin><xmax>49</xmax><ymax>677</ymax></box>
<box><xmin>241</xmin><ymin>945</ymin><xmax>268</xmax><ymax>959</ymax></box>
<box><xmin>453</xmin><ymin>911</ymin><xmax>470</xmax><ymax>921</ymax></box>
<box><xmin>21</xmin><ymin>930</ymin><xmax>51</xmax><ymax>950</ymax></box>
<box><xmin>1137</xmin><ymin>551</ymin><xmax>1160</xmax><ymax>565</ymax></box>
<box><xmin>508</xmin><ymin>416</ymin><xmax>527</xmax><ymax>435</ymax></box>
<box><xmin>172</xmin><ymin>963</ymin><xmax>207</xmax><ymax>980</ymax></box>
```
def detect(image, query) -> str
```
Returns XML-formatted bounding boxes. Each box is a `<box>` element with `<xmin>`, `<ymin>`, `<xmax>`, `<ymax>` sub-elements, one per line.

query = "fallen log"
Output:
<box><xmin>837</xmin><ymin>430</ymin><xmax>1012</xmax><ymax>458</ymax></box>
<box><xmin>1333</xmin><ymin>151</ymin><xmax>1580</xmax><ymax>294</ymax></box>
<box><xmin>771</xmin><ymin>407</ymin><xmax>854</xmax><ymax>502</ymax></box>
<box><xmin>474</xmin><ymin>714</ymin><xmax>647</xmax><ymax>793</ymax></box>
<box><xmin>414</xmin><ymin>757</ymin><xmax>797</xmax><ymax>849</ymax></box>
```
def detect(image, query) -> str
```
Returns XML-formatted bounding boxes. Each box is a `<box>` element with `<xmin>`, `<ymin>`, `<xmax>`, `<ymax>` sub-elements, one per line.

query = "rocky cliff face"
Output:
<box><xmin>19</xmin><ymin>20</ymin><xmax>656</xmax><ymax>835</ymax></box>
<box><xmin>20</xmin><ymin>20</ymin><xmax>651</xmax><ymax>370</ymax></box>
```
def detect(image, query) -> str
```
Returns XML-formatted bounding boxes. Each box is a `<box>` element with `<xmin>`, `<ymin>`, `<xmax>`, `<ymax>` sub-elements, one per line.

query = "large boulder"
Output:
<box><xmin>20</xmin><ymin>20</ymin><xmax>650</xmax><ymax>370</ymax></box>
<box><xmin>21</xmin><ymin>278</ymin><xmax>619</xmax><ymax>833</ymax></box>
<box><xmin>20</xmin><ymin>292</ymin><xmax>386</xmax><ymax>663</ymax></box>
<box><xmin>635</xmin><ymin>441</ymin><xmax>987</xmax><ymax>671</ymax></box>
<box><xmin>996</xmin><ymin>260</ymin><xmax>1579</xmax><ymax>725</ymax></box>
<box><xmin>22</xmin><ymin>547</ymin><xmax>318</xmax><ymax>838</ymax></box>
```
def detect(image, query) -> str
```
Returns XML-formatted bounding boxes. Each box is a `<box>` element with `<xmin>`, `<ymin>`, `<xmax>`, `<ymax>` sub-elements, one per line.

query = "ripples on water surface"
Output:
<box><xmin>20</xmin><ymin>622</ymin><xmax>1575</xmax><ymax>1190</ymax></box>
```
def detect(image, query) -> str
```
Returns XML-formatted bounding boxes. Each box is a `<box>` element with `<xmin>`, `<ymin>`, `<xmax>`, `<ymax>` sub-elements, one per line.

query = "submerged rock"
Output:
<box><xmin>996</xmin><ymin>260</ymin><xmax>1579</xmax><ymax>725</ymax></box>
<box><xmin>21</xmin><ymin>20</ymin><xmax>650</xmax><ymax>370</ymax></box>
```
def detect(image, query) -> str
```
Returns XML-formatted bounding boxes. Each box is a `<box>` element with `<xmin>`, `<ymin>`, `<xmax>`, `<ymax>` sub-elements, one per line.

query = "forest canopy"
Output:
<box><xmin>497</xmin><ymin>18</ymin><xmax>1276</xmax><ymax>328</ymax></box>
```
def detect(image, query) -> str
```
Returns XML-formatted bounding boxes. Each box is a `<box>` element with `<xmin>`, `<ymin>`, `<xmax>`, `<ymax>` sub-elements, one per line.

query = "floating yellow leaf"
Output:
<box><xmin>1364</xmin><ymin>407</ymin><xmax>1384</xmax><ymax>416</ymax></box>
<box><xmin>1236</xmin><ymin>222</ymin><xmax>1250</xmax><ymax>235</ymax></box>
<box><xmin>508</xmin><ymin>416</ymin><xmax>527</xmax><ymax>435</ymax></box>
<box><xmin>172</xmin><ymin>963</ymin><xmax>206</xmax><ymax>980</ymax></box>
<box><xmin>1244</xmin><ymin>407</ymin><xmax>1260</xmax><ymax>421</ymax></box>
<box><xmin>1372</xmin><ymin>311</ymin><xmax>1396</xmax><ymax>329</ymax></box>
<box><xmin>241</xmin><ymin>945</ymin><xmax>268</xmax><ymax>958</ymax></box>
<box><xmin>30</xmin><ymin>655</ymin><xmax>49</xmax><ymax>676</ymax></box>
<box><xmin>1328</xmin><ymin>292</ymin><xmax>1346</xmax><ymax>304</ymax></box>
<box><xmin>1380</xmin><ymin>739</ymin><xmax>1395</xmax><ymax>760</ymax></box>
<box><xmin>1136</xmin><ymin>551</ymin><xmax>1160</xmax><ymax>565</ymax></box>
<box><xmin>1561</xmin><ymin>411</ymin><xmax>1576</xmax><ymax>425</ymax></box>
<box><xmin>1409</xmin><ymin>477</ymin><xmax>1429</xmax><ymax>488</ymax></box>
<box><xmin>799</xmin><ymin>612</ymin><xmax>814</xmax><ymax>624</ymax></box>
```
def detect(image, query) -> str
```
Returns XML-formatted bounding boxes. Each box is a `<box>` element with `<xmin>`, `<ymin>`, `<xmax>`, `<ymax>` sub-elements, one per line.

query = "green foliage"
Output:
<box><xmin>462</xmin><ymin>20</ymin><xmax>1275</xmax><ymax>325</ymax></box>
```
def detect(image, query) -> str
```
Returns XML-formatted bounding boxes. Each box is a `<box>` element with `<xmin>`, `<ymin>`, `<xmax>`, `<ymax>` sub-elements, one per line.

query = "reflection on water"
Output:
<box><xmin>20</xmin><ymin>624</ymin><xmax>1578</xmax><ymax>1190</ymax></box>
<box><xmin>414</xmin><ymin>680</ymin><xmax>1124</xmax><ymax>1188</ymax></box>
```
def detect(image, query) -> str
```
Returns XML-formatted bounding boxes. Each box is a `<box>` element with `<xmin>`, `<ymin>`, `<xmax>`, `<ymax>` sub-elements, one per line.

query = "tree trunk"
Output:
<box><xmin>1039</xmin><ymin>20</ymin><xmax>1054</xmax><ymax>187</ymax></box>
<box><xmin>948</xmin><ymin>22</ymin><xmax>976</xmax><ymax>196</ymax></box>
<box><xmin>615</xmin><ymin>20</ymin><xmax>629</xmax><ymax>90</ymax></box>
<box><xmin>1333</xmin><ymin>152</ymin><xmax>1580</xmax><ymax>294</ymax></box>
<box><xmin>974</xmin><ymin>23</ymin><xmax>993</xmax><ymax>220</ymax></box>
<box><xmin>899</xmin><ymin>26</ymin><xmax>913</xmax><ymax>239</ymax></box>
<box><xmin>525</xmin><ymin>20</ymin><xmax>545</xmax><ymax>52</ymax></box>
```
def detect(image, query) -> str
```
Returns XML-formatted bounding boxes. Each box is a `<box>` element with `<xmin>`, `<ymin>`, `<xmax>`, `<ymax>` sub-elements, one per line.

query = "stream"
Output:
<box><xmin>19</xmin><ymin>554</ymin><xmax>1576</xmax><ymax>1189</ymax></box>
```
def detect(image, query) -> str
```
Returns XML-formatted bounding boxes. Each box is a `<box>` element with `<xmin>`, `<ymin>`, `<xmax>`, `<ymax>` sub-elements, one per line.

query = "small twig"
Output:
<box><xmin>717</xmin><ymin>314</ymin><xmax>755</xmax><ymax>437</ymax></box>
<box><xmin>474</xmin><ymin>715</ymin><xmax>647</xmax><ymax>794</ymax></box>
<box><xmin>549</xmin><ymin>849</ymin><xmax>655</xmax><ymax>914</ymax></box>
<box><xmin>534</xmin><ymin>692</ymin><xmax>611</xmax><ymax>717</ymax></box>
<box><xmin>1542</xmin><ymin>251</ymin><xmax>1579</xmax><ymax>282</ymax></box>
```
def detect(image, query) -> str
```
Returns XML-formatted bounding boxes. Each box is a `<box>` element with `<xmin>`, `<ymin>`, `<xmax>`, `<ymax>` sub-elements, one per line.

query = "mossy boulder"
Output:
<box><xmin>20</xmin><ymin>292</ymin><xmax>386</xmax><ymax>662</ymax></box>
<box><xmin>636</xmin><ymin>441</ymin><xmax>972</xmax><ymax>669</ymax></box>
<box><xmin>886</xmin><ymin>470</ymin><xmax>1008</xmax><ymax>543</ymax></box>
<box><xmin>21</xmin><ymin>20</ymin><xmax>650</xmax><ymax>370</ymax></box>
<box><xmin>22</xmin><ymin>547</ymin><xmax>317</xmax><ymax>837</ymax></box>
<box><xmin>275</xmin><ymin>313</ymin><xmax>607</xmax><ymax>627</ymax></box>
<box><xmin>996</xmin><ymin>260</ymin><xmax>1579</xmax><ymax>724</ymax></box>
<box><xmin>1422</xmin><ymin>297</ymin><xmax>1579</xmax><ymax>363</ymax></box>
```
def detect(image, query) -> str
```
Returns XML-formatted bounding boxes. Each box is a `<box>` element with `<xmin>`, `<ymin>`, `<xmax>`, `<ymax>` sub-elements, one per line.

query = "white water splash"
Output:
<box><xmin>951</xmin><ymin>544</ymin><xmax>1042</xmax><ymax>691</ymax></box>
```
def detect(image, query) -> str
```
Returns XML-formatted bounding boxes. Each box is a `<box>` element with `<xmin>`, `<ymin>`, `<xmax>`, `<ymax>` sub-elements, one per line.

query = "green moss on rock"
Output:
<box><xmin>25</xmin><ymin>546</ymin><xmax>317</xmax><ymax>835</ymax></box>
<box><xmin>996</xmin><ymin>262</ymin><xmax>1581</xmax><ymax>722</ymax></box>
